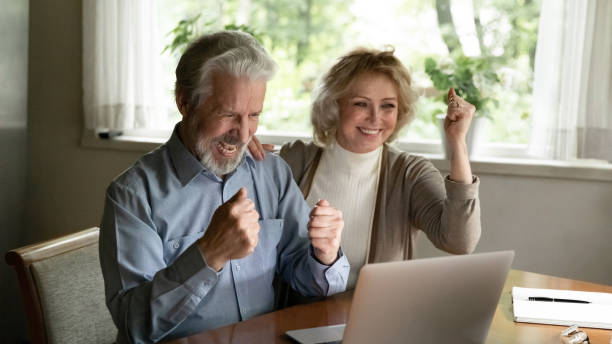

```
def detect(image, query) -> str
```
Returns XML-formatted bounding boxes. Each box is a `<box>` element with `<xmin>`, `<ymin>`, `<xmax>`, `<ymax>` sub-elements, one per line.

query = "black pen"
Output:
<box><xmin>528</xmin><ymin>297</ymin><xmax>590</xmax><ymax>304</ymax></box>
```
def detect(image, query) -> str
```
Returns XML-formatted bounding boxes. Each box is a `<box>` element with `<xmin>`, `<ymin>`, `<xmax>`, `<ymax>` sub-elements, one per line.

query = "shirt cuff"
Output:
<box><xmin>444</xmin><ymin>175</ymin><xmax>479</xmax><ymax>200</ymax></box>
<box><xmin>170</xmin><ymin>242</ymin><xmax>221</xmax><ymax>298</ymax></box>
<box><xmin>307</xmin><ymin>246</ymin><xmax>350</xmax><ymax>296</ymax></box>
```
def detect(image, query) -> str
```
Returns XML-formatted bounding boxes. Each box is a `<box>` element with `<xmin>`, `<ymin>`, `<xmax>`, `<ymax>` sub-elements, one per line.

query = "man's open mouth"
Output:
<box><xmin>217</xmin><ymin>141</ymin><xmax>238</xmax><ymax>156</ymax></box>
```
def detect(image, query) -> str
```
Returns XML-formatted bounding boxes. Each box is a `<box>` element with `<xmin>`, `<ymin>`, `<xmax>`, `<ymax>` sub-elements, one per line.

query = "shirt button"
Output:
<box><xmin>236</xmin><ymin>264</ymin><xmax>240</xmax><ymax>271</ymax></box>
<box><xmin>172</xmin><ymin>242</ymin><xmax>179</xmax><ymax>249</ymax></box>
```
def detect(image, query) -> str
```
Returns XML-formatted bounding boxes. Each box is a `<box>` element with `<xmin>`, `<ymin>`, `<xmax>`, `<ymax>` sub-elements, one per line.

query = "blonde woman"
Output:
<box><xmin>250</xmin><ymin>48</ymin><xmax>481</xmax><ymax>288</ymax></box>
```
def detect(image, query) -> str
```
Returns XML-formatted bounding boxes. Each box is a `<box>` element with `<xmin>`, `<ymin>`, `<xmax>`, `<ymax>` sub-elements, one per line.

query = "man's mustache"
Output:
<box><xmin>214</xmin><ymin>134</ymin><xmax>248</xmax><ymax>147</ymax></box>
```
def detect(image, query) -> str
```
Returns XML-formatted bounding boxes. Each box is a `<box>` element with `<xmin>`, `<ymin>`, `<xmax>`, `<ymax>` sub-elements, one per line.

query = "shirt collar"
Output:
<box><xmin>167</xmin><ymin>123</ymin><xmax>256</xmax><ymax>186</ymax></box>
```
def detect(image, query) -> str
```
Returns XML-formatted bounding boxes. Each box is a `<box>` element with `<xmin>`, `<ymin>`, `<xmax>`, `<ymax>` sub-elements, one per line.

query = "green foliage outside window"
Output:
<box><xmin>162</xmin><ymin>15</ymin><xmax>264</xmax><ymax>55</ymax></box>
<box><xmin>424</xmin><ymin>54</ymin><xmax>500</xmax><ymax>121</ymax></box>
<box><xmin>160</xmin><ymin>0</ymin><xmax>541</xmax><ymax>144</ymax></box>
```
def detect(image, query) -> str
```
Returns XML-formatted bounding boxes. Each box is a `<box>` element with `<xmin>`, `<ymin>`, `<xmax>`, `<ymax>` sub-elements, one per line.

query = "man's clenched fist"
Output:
<box><xmin>308</xmin><ymin>199</ymin><xmax>343</xmax><ymax>265</ymax></box>
<box><xmin>198</xmin><ymin>187</ymin><xmax>260</xmax><ymax>271</ymax></box>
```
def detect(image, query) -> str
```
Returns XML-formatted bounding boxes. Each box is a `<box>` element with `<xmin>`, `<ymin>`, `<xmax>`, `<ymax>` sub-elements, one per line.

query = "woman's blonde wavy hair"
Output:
<box><xmin>311</xmin><ymin>47</ymin><xmax>417</xmax><ymax>147</ymax></box>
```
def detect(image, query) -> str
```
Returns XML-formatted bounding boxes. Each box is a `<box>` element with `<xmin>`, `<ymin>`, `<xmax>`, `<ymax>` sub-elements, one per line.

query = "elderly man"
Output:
<box><xmin>99</xmin><ymin>31</ymin><xmax>349</xmax><ymax>344</ymax></box>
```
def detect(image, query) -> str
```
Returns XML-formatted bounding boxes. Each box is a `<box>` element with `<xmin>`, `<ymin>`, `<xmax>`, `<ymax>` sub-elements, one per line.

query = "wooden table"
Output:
<box><xmin>166</xmin><ymin>270</ymin><xmax>612</xmax><ymax>343</ymax></box>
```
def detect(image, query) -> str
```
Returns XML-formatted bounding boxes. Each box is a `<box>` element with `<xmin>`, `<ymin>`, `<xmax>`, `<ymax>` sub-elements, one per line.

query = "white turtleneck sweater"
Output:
<box><xmin>305</xmin><ymin>142</ymin><xmax>382</xmax><ymax>289</ymax></box>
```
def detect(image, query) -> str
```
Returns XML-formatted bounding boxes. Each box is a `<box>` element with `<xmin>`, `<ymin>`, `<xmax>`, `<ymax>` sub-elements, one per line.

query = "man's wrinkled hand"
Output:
<box><xmin>308</xmin><ymin>199</ymin><xmax>343</xmax><ymax>265</ymax></box>
<box><xmin>198</xmin><ymin>187</ymin><xmax>260</xmax><ymax>271</ymax></box>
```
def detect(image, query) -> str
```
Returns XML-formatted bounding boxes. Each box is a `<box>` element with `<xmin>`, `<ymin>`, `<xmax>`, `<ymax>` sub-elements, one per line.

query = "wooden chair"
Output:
<box><xmin>5</xmin><ymin>227</ymin><xmax>117</xmax><ymax>344</ymax></box>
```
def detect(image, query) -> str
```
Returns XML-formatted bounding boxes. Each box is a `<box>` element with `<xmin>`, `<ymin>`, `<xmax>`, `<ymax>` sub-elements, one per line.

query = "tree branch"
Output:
<box><xmin>435</xmin><ymin>0</ymin><xmax>463</xmax><ymax>54</ymax></box>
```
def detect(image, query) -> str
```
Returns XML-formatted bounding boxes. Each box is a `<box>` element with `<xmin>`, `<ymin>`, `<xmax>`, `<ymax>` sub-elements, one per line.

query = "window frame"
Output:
<box><xmin>81</xmin><ymin>128</ymin><xmax>612</xmax><ymax>182</ymax></box>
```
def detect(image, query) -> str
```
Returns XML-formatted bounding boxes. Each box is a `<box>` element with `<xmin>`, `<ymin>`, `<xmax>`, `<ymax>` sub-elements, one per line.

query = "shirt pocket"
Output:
<box><xmin>164</xmin><ymin>230</ymin><xmax>204</xmax><ymax>263</ymax></box>
<box><xmin>259</xmin><ymin>218</ymin><xmax>284</xmax><ymax>250</ymax></box>
<box><xmin>252</xmin><ymin>219</ymin><xmax>284</xmax><ymax>273</ymax></box>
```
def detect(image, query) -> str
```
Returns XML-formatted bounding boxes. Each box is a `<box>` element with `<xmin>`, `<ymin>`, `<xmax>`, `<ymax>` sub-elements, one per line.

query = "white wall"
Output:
<box><xmin>25</xmin><ymin>0</ymin><xmax>139</xmax><ymax>245</ymax></box>
<box><xmin>416</xmin><ymin>172</ymin><xmax>612</xmax><ymax>286</ymax></box>
<box><xmin>3</xmin><ymin>0</ymin><xmax>610</xmax><ymax>342</ymax></box>
<box><xmin>0</xmin><ymin>0</ymin><xmax>29</xmax><ymax>343</ymax></box>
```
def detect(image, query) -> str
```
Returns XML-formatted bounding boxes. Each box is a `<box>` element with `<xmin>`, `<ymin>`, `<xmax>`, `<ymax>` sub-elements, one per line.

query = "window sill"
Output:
<box><xmin>426</xmin><ymin>155</ymin><xmax>612</xmax><ymax>182</ymax></box>
<box><xmin>81</xmin><ymin>130</ymin><xmax>612</xmax><ymax>182</ymax></box>
<box><xmin>81</xmin><ymin>130</ymin><xmax>166</xmax><ymax>153</ymax></box>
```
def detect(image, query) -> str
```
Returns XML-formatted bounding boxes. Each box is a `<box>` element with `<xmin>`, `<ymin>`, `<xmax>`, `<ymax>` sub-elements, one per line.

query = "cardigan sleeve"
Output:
<box><xmin>408</xmin><ymin>158</ymin><xmax>481</xmax><ymax>254</ymax></box>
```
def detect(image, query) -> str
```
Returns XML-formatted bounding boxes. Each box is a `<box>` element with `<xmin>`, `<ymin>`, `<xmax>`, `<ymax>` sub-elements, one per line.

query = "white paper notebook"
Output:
<box><xmin>512</xmin><ymin>287</ymin><xmax>612</xmax><ymax>329</ymax></box>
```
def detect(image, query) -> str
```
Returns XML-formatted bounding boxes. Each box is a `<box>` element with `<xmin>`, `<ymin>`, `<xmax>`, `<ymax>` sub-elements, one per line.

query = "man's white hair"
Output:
<box><xmin>175</xmin><ymin>30</ymin><xmax>277</xmax><ymax>111</ymax></box>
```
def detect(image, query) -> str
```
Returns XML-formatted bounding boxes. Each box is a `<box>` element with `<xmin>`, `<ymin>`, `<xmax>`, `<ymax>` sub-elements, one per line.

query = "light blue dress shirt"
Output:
<box><xmin>99</xmin><ymin>126</ymin><xmax>349</xmax><ymax>343</ymax></box>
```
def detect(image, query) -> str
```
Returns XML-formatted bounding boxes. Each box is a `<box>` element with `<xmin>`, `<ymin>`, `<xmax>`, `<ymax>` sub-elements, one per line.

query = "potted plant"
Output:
<box><xmin>424</xmin><ymin>54</ymin><xmax>500</xmax><ymax>158</ymax></box>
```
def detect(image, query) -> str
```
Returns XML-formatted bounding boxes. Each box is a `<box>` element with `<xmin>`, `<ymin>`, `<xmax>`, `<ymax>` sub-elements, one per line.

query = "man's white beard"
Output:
<box><xmin>195</xmin><ymin>135</ymin><xmax>246</xmax><ymax>177</ymax></box>
<box><xmin>185</xmin><ymin>113</ymin><xmax>249</xmax><ymax>177</ymax></box>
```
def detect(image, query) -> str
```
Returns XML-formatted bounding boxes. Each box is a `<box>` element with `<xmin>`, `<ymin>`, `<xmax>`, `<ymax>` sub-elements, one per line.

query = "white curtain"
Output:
<box><xmin>528</xmin><ymin>0</ymin><xmax>612</xmax><ymax>162</ymax></box>
<box><xmin>83</xmin><ymin>0</ymin><xmax>166</xmax><ymax>130</ymax></box>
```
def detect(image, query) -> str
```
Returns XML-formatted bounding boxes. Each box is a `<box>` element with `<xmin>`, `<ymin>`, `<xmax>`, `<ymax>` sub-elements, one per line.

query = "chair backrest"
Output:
<box><xmin>5</xmin><ymin>227</ymin><xmax>117</xmax><ymax>344</ymax></box>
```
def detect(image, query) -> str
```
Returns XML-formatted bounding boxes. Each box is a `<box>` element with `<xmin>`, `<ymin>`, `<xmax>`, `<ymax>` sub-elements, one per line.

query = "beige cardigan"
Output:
<box><xmin>279</xmin><ymin>140</ymin><xmax>481</xmax><ymax>263</ymax></box>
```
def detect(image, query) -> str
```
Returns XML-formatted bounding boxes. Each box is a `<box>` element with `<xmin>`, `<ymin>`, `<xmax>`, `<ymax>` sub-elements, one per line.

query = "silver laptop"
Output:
<box><xmin>286</xmin><ymin>250</ymin><xmax>514</xmax><ymax>344</ymax></box>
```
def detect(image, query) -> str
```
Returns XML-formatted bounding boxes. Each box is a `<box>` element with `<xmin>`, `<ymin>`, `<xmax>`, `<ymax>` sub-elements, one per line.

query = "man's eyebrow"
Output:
<box><xmin>216</xmin><ymin>108</ymin><xmax>263</xmax><ymax>116</ymax></box>
<box><xmin>217</xmin><ymin>106</ymin><xmax>234</xmax><ymax>113</ymax></box>
<box><xmin>215</xmin><ymin>107</ymin><xmax>239</xmax><ymax>115</ymax></box>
